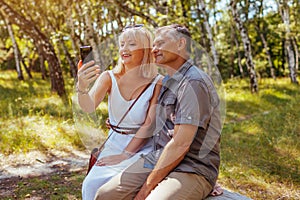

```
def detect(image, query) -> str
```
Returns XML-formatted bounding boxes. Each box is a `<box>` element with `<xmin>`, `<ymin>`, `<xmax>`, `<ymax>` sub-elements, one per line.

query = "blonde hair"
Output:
<box><xmin>113</xmin><ymin>27</ymin><xmax>157</xmax><ymax>78</ymax></box>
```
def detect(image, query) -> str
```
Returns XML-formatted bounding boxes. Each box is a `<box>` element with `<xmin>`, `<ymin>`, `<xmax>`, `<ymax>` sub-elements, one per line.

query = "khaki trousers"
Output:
<box><xmin>94</xmin><ymin>157</ymin><xmax>212</xmax><ymax>200</ymax></box>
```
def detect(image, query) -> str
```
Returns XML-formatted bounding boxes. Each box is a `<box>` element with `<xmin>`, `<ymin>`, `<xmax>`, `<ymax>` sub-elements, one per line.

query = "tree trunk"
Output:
<box><xmin>37</xmin><ymin>48</ymin><xmax>47</xmax><ymax>80</ymax></box>
<box><xmin>231</xmin><ymin>24</ymin><xmax>244</xmax><ymax>78</ymax></box>
<box><xmin>285</xmin><ymin>38</ymin><xmax>298</xmax><ymax>83</ymax></box>
<box><xmin>17</xmin><ymin>45</ymin><xmax>33</xmax><ymax>79</ymax></box>
<box><xmin>235</xmin><ymin>38</ymin><xmax>244</xmax><ymax>78</ymax></box>
<box><xmin>20</xmin><ymin>58</ymin><xmax>32</xmax><ymax>79</ymax></box>
<box><xmin>276</xmin><ymin>0</ymin><xmax>298</xmax><ymax>83</ymax></box>
<box><xmin>180</xmin><ymin>0</ymin><xmax>188</xmax><ymax>26</ymax></box>
<box><xmin>230</xmin><ymin>25</ymin><xmax>235</xmax><ymax>78</ymax></box>
<box><xmin>230</xmin><ymin>0</ymin><xmax>258</xmax><ymax>93</ymax></box>
<box><xmin>292</xmin><ymin>37</ymin><xmax>299</xmax><ymax>72</ymax></box>
<box><xmin>0</xmin><ymin>0</ymin><xmax>67</xmax><ymax>98</ymax></box>
<box><xmin>60</xmin><ymin>36</ymin><xmax>77</xmax><ymax>79</ymax></box>
<box><xmin>197</xmin><ymin>0</ymin><xmax>219</xmax><ymax>68</ymax></box>
<box><xmin>282</xmin><ymin>39</ymin><xmax>286</xmax><ymax>72</ymax></box>
<box><xmin>4</xmin><ymin>17</ymin><xmax>24</xmax><ymax>80</ymax></box>
<box><xmin>195</xmin><ymin>3</ymin><xmax>209</xmax><ymax>54</ymax></box>
<box><xmin>255</xmin><ymin>25</ymin><xmax>275</xmax><ymax>79</ymax></box>
<box><xmin>83</xmin><ymin>3</ymin><xmax>104</xmax><ymax>70</ymax></box>
<box><xmin>254</xmin><ymin>0</ymin><xmax>275</xmax><ymax>79</ymax></box>
<box><xmin>67</xmin><ymin>12</ymin><xmax>82</xmax><ymax>61</ymax></box>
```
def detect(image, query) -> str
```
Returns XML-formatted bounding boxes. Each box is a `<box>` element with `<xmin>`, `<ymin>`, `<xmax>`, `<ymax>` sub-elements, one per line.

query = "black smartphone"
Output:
<box><xmin>80</xmin><ymin>45</ymin><xmax>93</xmax><ymax>64</ymax></box>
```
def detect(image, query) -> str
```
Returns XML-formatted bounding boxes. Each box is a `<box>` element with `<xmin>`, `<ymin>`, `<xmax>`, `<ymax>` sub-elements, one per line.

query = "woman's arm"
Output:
<box><xmin>96</xmin><ymin>77</ymin><xmax>163</xmax><ymax>166</ymax></box>
<box><xmin>123</xmin><ymin>77</ymin><xmax>162</xmax><ymax>154</ymax></box>
<box><xmin>77</xmin><ymin>61</ymin><xmax>111</xmax><ymax>113</ymax></box>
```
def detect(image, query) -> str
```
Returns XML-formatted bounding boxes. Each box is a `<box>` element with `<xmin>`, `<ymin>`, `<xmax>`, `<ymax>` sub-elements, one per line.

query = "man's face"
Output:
<box><xmin>152</xmin><ymin>30</ymin><xmax>180</xmax><ymax>65</ymax></box>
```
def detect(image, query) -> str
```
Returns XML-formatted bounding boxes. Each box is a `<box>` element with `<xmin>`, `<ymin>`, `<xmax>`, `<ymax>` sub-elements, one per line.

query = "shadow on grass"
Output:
<box><xmin>225</xmin><ymin>82</ymin><xmax>300</xmax><ymax>122</ymax></box>
<box><xmin>222</xmin><ymin>113</ymin><xmax>300</xmax><ymax>186</ymax></box>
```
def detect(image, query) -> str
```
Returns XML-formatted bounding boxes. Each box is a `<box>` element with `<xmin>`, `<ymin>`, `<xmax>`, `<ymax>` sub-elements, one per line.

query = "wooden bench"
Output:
<box><xmin>205</xmin><ymin>189</ymin><xmax>252</xmax><ymax>200</ymax></box>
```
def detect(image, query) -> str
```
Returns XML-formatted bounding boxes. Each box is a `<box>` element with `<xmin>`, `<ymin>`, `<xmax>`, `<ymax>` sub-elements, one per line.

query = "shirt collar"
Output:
<box><xmin>167</xmin><ymin>59</ymin><xmax>193</xmax><ymax>83</ymax></box>
<box><xmin>159</xmin><ymin>59</ymin><xmax>193</xmax><ymax>96</ymax></box>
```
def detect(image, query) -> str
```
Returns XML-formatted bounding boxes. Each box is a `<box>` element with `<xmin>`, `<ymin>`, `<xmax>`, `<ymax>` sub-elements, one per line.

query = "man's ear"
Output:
<box><xmin>178</xmin><ymin>37</ymin><xmax>187</xmax><ymax>51</ymax></box>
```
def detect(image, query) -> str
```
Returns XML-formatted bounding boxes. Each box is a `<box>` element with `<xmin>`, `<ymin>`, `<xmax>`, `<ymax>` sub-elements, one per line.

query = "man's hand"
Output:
<box><xmin>134</xmin><ymin>182</ymin><xmax>153</xmax><ymax>200</ymax></box>
<box><xmin>133</xmin><ymin>124</ymin><xmax>197</xmax><ymax>199</ymax></box>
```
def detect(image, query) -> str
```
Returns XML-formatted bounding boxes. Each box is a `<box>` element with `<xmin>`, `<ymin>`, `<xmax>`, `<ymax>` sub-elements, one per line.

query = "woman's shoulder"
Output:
<box><xmin>100</xmin><ymin>70</ymin><xmax>112</xmax><ymax>79</ymax></box>
<box><xmin>156</xmin><ymin>74</ymin><xmax>164</xmax><ymax>84</ymax></box>
<box><xmin>152</xmin><ymin>74</ymin><xmax>164</xmax><ymax>92</ymax></box>
<box><xmin>97</xmin><ymin>70</ymin><xmax>112</xmax><ymax>86</ymax></box>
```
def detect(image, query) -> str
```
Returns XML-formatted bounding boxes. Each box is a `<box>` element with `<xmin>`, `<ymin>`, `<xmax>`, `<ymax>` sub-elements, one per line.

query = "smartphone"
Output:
<box><xmin>80</xmin><ymin>46</ymin><xmax>93</xmax><ymax>64</ymax></box>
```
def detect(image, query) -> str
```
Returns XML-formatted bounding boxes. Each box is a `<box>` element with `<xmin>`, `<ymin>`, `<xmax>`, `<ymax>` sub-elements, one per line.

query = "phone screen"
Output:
<box><xmin>80</xmin><ymin>46</ymin><xmax>93</xmax><ymax>64</ymax></box>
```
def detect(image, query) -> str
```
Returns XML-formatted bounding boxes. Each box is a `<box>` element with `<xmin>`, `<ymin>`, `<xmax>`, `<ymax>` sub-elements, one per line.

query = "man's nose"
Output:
<box><xmin>151</xmin><ymin>46</ymin><xmax>158</xmax><ymax>53</ymax></box>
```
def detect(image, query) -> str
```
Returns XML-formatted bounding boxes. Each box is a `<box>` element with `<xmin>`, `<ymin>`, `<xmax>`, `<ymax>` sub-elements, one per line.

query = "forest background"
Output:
<box><xmin>0</xmin><ymin>0</ymin><xmax>299</xmax><ymax>199</ymax></box>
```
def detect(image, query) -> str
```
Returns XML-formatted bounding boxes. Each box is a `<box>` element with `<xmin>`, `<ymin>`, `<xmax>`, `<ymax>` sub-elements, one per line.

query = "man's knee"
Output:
<box><xmin>94</xmin><ymin>185</ymin><xmax>115</xmax><ymax>200</ymax></box>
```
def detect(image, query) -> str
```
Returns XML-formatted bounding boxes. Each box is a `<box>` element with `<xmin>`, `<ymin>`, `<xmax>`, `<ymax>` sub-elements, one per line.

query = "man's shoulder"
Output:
<box><xmin>184</xmin><ymin>65</ymin><xmax>213</xmax><ymax>84</ymax></box>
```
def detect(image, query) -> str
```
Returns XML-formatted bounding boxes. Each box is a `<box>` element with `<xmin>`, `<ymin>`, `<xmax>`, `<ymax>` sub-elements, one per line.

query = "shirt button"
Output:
<box><xmin>187</xmin><ymin>116</ymin><xmax>192</xmax><ymax>120</ymax></box>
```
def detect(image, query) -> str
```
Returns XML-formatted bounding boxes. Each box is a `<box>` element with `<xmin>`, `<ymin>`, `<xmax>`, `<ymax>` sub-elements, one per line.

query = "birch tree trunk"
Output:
<box><xmin>292</xmin><ymin>37</ymin><xmax>299</xmax><ymax>72</ymax></box>
<box><xmin>60</xmin><ymin>36</ymin><xmax>77</xmax><ymax>79</ymax></box>
<box><xmin>0</xmin><ymin>0</ymin><xmax>66</xmax><ymax>98</ymax></box>
<box><xmin>254</xmin><ymin>0</ymin><xmax>275</xmax><ymax>79</ymax></box>
<box><xmin>17</xmin><ymin>45</ymin><xmax>32</xmax><ymax>79</ymax></box>
<box><xmin>83</xmin><ymin>2</ymin><xmax>103</xmax><ymax>70</ymax></box>
<box><xmin>231</xmin><ymin>24</ymin><xmax>244</xmax><ymax>77</ymax></box>
<box><xmin>197</xmin><ymin>0</ymin><xmax>219</xmax><ymax>68</ymax></box>
<box><xmin>276</xmin><ymin>0</ymin><xmax>298</xmax><ymax>83</ymax></box>
<box><xmin>4</xmin><ymin>17</ymin><xmax>24</xmax><ymax>80</ymax></box>
<box><xmin>230</xmin><ymin>0</ymin><xmax>258</xmax><ymax>93</ymax></box>
<box><xmin>255</xmin><ymin>25</ymin><xmax>276</xmax><ymax>79</ymax></box>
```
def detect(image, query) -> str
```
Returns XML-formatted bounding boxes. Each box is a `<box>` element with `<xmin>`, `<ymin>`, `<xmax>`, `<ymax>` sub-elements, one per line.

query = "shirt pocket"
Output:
<box><xmin>162</xmin><ymin>95</ymin><xmax>177</xmax><ymax>124</ymax></box>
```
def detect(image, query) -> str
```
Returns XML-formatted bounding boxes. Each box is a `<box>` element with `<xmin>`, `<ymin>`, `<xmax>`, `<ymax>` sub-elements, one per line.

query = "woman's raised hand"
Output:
<box><xmin>95</xmin><ymin>154</ymin><xmax>129</xmax><ymax>166</ymax></box>
<box><xmin>77</xmin><ymin>60</ymin><xmax>101</xmax><ymax>93</ymax></box>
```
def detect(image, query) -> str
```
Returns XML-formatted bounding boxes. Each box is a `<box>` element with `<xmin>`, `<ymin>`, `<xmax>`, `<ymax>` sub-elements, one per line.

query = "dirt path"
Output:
<box><xmin>0</xmin><ymin>149</ymin><xmax>89</xmax><ymax>180</ymax></box>
<box><xmin>0</xmin><ymin>149</ymin><xmax>89</xmax><ymax>199</ymax></box>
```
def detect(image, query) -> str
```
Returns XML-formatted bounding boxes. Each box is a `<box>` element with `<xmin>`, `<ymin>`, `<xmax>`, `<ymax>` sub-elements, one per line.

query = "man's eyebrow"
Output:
<box><xmin>154</xmin><ymin>39</ymin><xmax>163</xmax><ymax>44</ymax></box>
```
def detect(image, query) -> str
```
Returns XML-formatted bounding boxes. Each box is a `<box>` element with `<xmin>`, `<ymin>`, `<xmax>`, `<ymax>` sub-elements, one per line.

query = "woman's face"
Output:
<box><xmin>119</xmin><ymin>34</ymin><xmax>144</xmax><ymax>68</ymax></box>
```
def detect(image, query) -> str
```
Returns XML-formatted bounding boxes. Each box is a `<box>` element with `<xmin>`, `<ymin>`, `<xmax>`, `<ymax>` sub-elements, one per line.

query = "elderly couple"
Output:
<box><xmin>76</xmin><ymin>24</ymin><xmax>222</xmax><ymax>200</ymax></box>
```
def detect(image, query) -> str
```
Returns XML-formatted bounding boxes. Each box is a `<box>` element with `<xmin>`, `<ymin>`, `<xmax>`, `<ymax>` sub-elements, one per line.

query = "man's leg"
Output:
<box><xmin>146</xmin><ymin>172</ymin><xmax>212</xmax><ymax>200</ymax></box>
<box><xmin>94</xmin><ymin>157</ymin><xmax>152</xmax><ymax>200</ymax></box>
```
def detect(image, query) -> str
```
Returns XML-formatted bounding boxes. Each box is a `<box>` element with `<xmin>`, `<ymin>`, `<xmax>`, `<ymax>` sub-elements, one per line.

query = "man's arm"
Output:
<box><xmin>134</xmin><ymin>124</ymin><xmax>198</xmax><ymax>200</ymax></box>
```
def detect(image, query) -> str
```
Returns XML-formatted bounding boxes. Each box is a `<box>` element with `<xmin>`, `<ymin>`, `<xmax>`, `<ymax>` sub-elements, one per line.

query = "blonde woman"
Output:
<box><xmin>76</xmin><ymin>25</ymin><xmax>162</xmax><ymax>200</ymax></box>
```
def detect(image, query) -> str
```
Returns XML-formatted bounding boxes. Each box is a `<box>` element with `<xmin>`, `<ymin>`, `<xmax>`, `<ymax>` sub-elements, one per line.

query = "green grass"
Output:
<box><xmin>0</xmin><ymin>71</ymin><xmax>83</xmax><ymax>154</ymax></box>
<box><xmin>1</xmin><ymin>71</ymin><xmax>299</xmax><ymax>199</ymax></box>
<box><xmin>221</xmin><ymin>78</ymin><xmax>300</xmax><ymax>199</ymax></box>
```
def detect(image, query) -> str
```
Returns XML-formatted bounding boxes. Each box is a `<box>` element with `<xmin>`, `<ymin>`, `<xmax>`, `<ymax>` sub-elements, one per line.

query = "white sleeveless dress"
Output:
<box><xmin>82</xmin><ymin>71</ymin><xmax>161</xmax><ymax>200</ymax></box>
